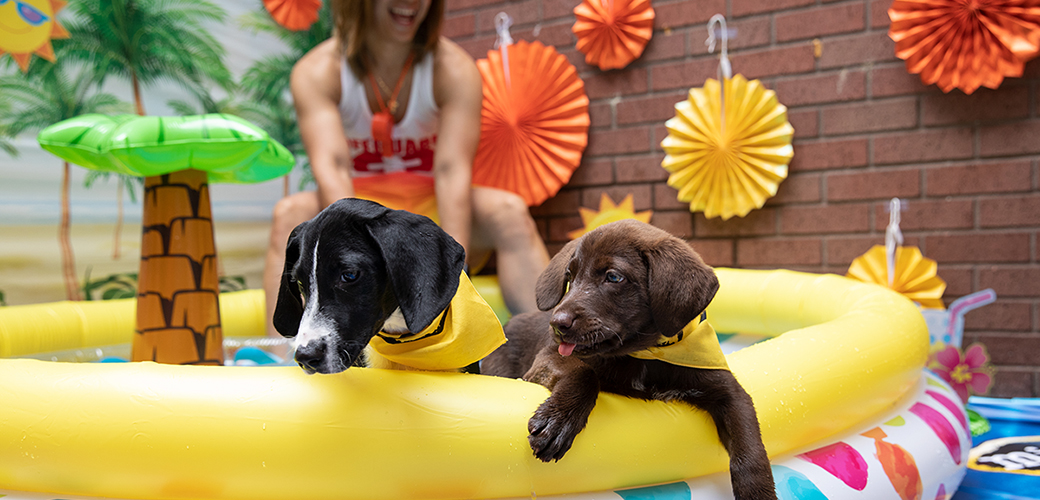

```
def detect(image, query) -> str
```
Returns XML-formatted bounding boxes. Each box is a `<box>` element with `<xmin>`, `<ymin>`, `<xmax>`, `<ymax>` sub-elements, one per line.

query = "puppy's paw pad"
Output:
<box><xmin>527</xmin><ymin>405</ymin><xmax>581</xmax><ymax>462</ymax></box>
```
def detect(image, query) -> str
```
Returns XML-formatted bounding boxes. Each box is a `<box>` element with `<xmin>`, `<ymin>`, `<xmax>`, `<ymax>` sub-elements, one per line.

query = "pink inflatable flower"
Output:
<box><xmin>930</xmin><ymin>343</ymin><xmax>994</xmax><ymax>402</ymax></box>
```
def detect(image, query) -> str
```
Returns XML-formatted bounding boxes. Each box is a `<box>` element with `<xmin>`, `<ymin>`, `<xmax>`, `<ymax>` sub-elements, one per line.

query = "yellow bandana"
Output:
<box><xmin>629</xmin><ymin>313</ymin><xmax>729</xmax><ymax>370</ymax></box>
<box><xmin>368</xmin><ymin>272</ymin><xmax>506</xmax><ymax>370</ymax></box>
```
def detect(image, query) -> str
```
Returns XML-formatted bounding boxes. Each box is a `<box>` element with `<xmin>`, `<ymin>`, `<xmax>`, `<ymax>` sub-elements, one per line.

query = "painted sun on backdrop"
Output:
<box><xmin>0</xmin><ymin>0</ymin><xmax>69</xmax><ymax>72</ymax></box>
<box><xmin>889</xmin><ymin>0</ymin><xmax>1040</xmax><ymax>94</ymax></box>
<box><xmin>572</xmin><ymin>0</ymin><xmax>655</xmax><ymax>71</ymax></box>
<box><xmin>567</xmin><ymin>193</ymin><xmax>652</xmax><ymax>239</ymax></box>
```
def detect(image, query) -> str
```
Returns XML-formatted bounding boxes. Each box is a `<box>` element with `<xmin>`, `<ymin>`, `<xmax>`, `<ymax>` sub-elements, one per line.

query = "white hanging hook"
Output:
<box><xmin>885</xmin><ymin>198</ymin><xmax>905</xmax><ymax>288</ymax></box>
<box><xmin>706</xmin><ymin>14</ymin><xmax>732</xmax><ymax>80</ymax></box>
<box><xmin>494</xmin><ymin>12</ymin><xmax>514</xmax><ymax>88</ymax></box>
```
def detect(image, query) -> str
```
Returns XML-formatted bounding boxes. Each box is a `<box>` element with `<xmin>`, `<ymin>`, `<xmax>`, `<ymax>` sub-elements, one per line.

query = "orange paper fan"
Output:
<box><xmin>573</xmin><ymin>0</ymin><xmax>655</xmax><ymax>70</ymax></box>
<box><xmin>473</xmin><ymin>40</ymin><xmax>590</xmax><ymax>206</ymax></box>
<box><xmin>889</xmin><ymin>0</ymin><xmax>1040</xmax><ymax>94</ymax></box>
<box><xmin>263</xmin><ymin>0</ymin><xmax>322</xmax><ymax>31</ymax></box>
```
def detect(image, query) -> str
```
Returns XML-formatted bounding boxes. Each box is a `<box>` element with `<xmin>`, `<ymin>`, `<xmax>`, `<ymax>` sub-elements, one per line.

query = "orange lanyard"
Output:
<box><xmin>368</xmin><ymin>53</ymin><xmax>414</xmax><ymax>157</ymax></box>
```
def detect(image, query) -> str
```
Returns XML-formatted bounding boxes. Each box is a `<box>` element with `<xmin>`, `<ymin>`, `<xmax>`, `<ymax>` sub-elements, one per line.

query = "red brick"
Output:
<box><xmin>769</xmin><ymin>173</ymin><xmax>822</xmax><ymax>204</ymax></box>
<box><xmin>822</xmin><ymin>98</ymin><xmax>918</xmax><ymax>136</ymax></box>
<box><xmin>827</xmin><ymin>236</ymin><xmax>886</xmax><ymax>267</ymax></box>
<box><xmin>774</xmin><ymin>70</ymin><xmax>867</xmax><ymax>107</ymax></box>
<box><xmin>588</xmin><ymin>102</ymin><xmax>612</xmax><ymax>128</ymax></box>
<box><xmin>737</xmin><ymin>238</ymin><xmax>822</xmax><ymax>266</ymax></box>
<box><xmin>965</xmin><ymin>303</ymin><xmax>1034</xmax><ymax>332</ymax></box>
<box><xmin>925</xmin><ymin>233</ymin><xmax>1031</xmax><ymax>263</ymax></box>
<box><xmin>788</xmin><ymin>109</ymin><xmax>819</xmax><ymax>138</ymax></box>
<box><xmin>641</xmin><ymin>31</ymin><xmax>685</xmax><ymax>62</ymax></box>
<box><xmin>686</xmin><ymin>238</ymin><xmax>734</xmax><ymax>267</ymax></box>
<box><xmin>781</xmin><ymin>204</ymin><xmax>871</xmax><ymax>234</ymax></box>
<box><xmin>695</xmin><ymin>209</ymin><xmax>777</xmax><ymax>237</ymax></box>
<box><xmin>548</xmin><ymin>216</ymin><xmax>584</xmax><ymax>242</ymax></box>
<box><xmin>790</xmin><ymin>138</ymin><xmax>869</xmax><ymax>172</ymax></box>
<box><xmin>873</xmin><ymin>199</ymin><xmax>974</xmax><ymax>231</ymax></box>
<box><xmin>542</xmin><ymin>0</ymin><xmax>578</xmax><ymax>20</ymax></box>
<box><xmin>979</xmin><ymin>195</ymin><xmax>1040</xmax><ymax>228</ymax></box>
<box><xmin>442</xmin><ymin>12</ymin><xmax>476</xmax><ymax>38</ymax></box>
<box><xmin>457</xmin><ymin>35</ymin><xmax>497</xmax><ymax>59</ymax></box>
<box><xmin>871</xmin><ymin>0</ymin><xmax>892</xmax><ymax>28</ymax></box>
<box><xmin>586</xmin><ymin>127</ymin><xmax>652</xmax><ymax>156</ymax></box>
<box><xmin>688</xmin><ymin>17</ymin><xmax>772</xmax><ymax>55</ymax></box>
<box><xmin>922</xmin><ymin>85</ymin><xmax>1030</xmax><ymax>126</ymax></box>
<box><xmin>979</xmin><ymin>266</ymin><xmax>1040</xmax><ymax>298</ymax></box>
<box><xmin>568</xmin><ymin>158</ymin><xmax>614</xmax><ymax>187</ymax></box>
<box><xmin>447</xmin><ymin>0</ymin><xmax>502</xmax><ymax>12</ymax></box>
<box><xmin>651</xmin><ymin>210</ymin><xmax>695</xmax><ymax>238</ymax></box>
<box><xmin>732</xmin><ymin>0</ymin><xmax>814</xmax><ymax>18</ymax></box>
<box><xmin>654</xmin><ymin>183</ymin><xmax>689</xmax><ymax>210</ymax></box>
<box><xmin>476</xmin><ymin>0</ymin><xmax>541</xmax><ymax>32</ymax></box>
<box><xmin>531</xmin><ymin>188</ymin><xmax>580</xmax><ymax>216</ymax></box>
<box><xmin>981</xmin><ymin>120</ymin><xmax>1040</xmax><ymax>157</ymax></box>
<box><xmin>582</xmin><ymin>185</ymin><xmax>653</xmax><ymax>212</ymax></box>
<box><xmin>731</xmin><ymin>45</ymin><xmax>816</xmax><ymax>79</ymax></box>
<box><xmin>827</xmin><ymin>168</ymin><xmax>920</xmax><ymax>201</ymax></box>
<box><xmin>872</xmin><ymin>63</ymin><xmax>927</xmax><ymax>97</ymax></box>
<box><xmin>616</xmin><ymin>91</ymin><xmax>686</xmax><ymax>126</ymax></box>
<box><xmin>616</xmin><ymin>155</ymin><xmax>669</xmax><ymax>183</ymax></box>
<box><xmin>532</xmin><ymin>22</ymin><xmax>575</xmax><ymax>48</ymax></box>
<box><xmin>873</xmin><ymin>128</ymin><xmax>974</xmax><ymax>165</ymax></box>
<box><xmin>818</xmin><ymin>31</ymin><xmax>898</xmax><ymax>69</ymax></box>
<box><xmin>651</xmin><ymin>58</ymin><xmax>718</xmax><ymax>91</ymax></box>
<box><xmin>776</xmin><ymin>3</ymin><xmax>866</xmax><ymax>42</ymax></box>
<box><xmin>975</xmin><ymin>335</ymin><xmax>1040</xmax><ymax>365</ymax></box>
<box><xmin>988</xmin><ymin>368</ymin><xmax>1036</xmax><ymax>398</ymax></box>
<box><xmin>584</xmin><ymin>67</ymin><xmax>649</xmax><ymax>100</ymax></box>
<box><xmin>652</xmin><ymin>0</ymin><xmax>725</xmax><ymax>30</ymax></box>
<box><xmin>926</xmin><ymin>161</ymin><xmax>1033</xmax><ymax>196</ymax></box>
<box><xmin>938</xmin><ymin>266</ymin><xmax>973</xmax><ymax>298</ymax></box>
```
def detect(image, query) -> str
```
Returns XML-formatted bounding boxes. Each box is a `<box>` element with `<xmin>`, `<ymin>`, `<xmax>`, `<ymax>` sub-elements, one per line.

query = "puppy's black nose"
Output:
<box><xmin>550</xmin><ymin>310</ymin><xmax>575</xmax><ymax>332</ymax></box>
<box><xmin>295</xmin><ymin>343</ymin><xmax>326</xmax><ymax>373</ymax></box>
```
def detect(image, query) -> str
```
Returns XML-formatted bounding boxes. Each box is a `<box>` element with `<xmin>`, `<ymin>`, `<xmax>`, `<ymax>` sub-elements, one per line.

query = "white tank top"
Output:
<box><xmin>339</xmin><ymin>52</ymin><xmax>439</xmax><ymax>178</ymax></box>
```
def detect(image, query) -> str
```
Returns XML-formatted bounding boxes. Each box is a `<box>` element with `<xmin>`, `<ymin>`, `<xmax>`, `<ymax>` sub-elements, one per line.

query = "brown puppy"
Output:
<box><xmin>482</xmin><ymin>219</ymin><xmax>776</xmax><ymax>500</ymax></box>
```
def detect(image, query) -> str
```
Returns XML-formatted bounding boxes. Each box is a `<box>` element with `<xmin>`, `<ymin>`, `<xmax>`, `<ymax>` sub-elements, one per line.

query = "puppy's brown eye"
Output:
<box><xmin>605</xmin><ymin>270</ymin><xmax>624</xmax><ymax>283</ymax></box>
<box><xmin>341</xmin><ymin>271</ymin><xmax>360</xmax><ymax>282</ymax></box>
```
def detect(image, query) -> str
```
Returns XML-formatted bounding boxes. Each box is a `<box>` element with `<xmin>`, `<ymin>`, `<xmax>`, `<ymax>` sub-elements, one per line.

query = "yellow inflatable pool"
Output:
<box><xmin>0</xmin><ymin>269</ymin><xmax>965</xmax><ymax>500</ymax></box>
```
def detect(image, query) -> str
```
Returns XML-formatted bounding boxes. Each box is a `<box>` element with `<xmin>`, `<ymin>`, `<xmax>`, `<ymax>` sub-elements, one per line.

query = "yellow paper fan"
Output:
<box><xmin>567</xmin><ymin>193</ymin><xmax>652</xmax><ymax>239</ymax></box>
<box><xmin>661</xmin><ymin>74</ymin><xmax>793</xmax><ymax>220</ymax></box>
<box><xmin>847</xmin><ymin>245</ymin><xmax>947</xmax><ymax>308</ymax></box>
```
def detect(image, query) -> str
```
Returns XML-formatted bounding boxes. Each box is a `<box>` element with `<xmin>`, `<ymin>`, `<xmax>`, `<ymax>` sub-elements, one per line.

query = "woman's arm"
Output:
<box><xmin>431</xmin><ymin>38</ymin><xmax>483</xmax><ymax>259</ymax></box>
<box><xmin>291</xmin><ymin>39</ymin><xmax>356</xmax><ymax>208</ymax></box>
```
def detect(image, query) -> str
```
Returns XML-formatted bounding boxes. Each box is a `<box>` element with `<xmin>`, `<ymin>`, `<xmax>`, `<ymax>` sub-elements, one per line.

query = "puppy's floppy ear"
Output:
<box><xmin>535</xmin><ymin>238</ymin><xmax>580</xmax><ymax>311</ymax></box>
<box><xmin>645</xmin><ymin>238</ymin><xmax>719</xmax><ymax>336</ymax></box>
<box><xmin>273</xmin><ymin>221</ymin><xmax>309</xmax><ymax>338</ymax></box>
<box><xmin>367</xmin><ymin>209</ymin><xmax>465</xmax><ymax>333</ymax></box>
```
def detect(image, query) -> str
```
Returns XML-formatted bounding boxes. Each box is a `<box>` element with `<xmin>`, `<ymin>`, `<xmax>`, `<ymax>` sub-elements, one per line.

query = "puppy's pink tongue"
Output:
<box><xmin>558</xmin><ymin>342</ymin><xmax>576</xmax><ymax>356</ymax></box>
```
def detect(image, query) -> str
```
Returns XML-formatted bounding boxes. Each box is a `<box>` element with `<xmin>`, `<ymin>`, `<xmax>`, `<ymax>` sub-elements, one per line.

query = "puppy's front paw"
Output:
<box><xmin>527</xmin><ymin>400</ymin><xmax>585</xmax><ymax>462</ymax></box>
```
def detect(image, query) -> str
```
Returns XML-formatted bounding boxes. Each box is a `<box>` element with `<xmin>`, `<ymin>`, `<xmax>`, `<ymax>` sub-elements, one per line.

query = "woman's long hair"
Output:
<box><xmin>334</xmin><ymin>0</ymin><xmax>444</xmax><ymax>77</ymax></box>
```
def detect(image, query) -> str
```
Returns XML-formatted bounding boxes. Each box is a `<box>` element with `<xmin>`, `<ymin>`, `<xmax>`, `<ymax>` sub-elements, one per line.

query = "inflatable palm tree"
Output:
<box><xmin>38</xmin><ymin>113</ymin><xmax>294</xmax><ymax>365</ymax></box>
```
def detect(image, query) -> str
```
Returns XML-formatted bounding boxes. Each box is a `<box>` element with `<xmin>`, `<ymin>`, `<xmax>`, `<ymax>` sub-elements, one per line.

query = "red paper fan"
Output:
<box><xmin>889</xmin><ymin>0</ymin><xmax>1040</xmax><ymax>94</ymax></box>
<box><xmin>573</xmin><ymin>0</ymin><xmax>655</xmax><ymax>70</ymax></box>
<box><xmin>473</xmin><ymin>40</ymin><xmax>590</xmax><ymax>206</ymax></box>
<box><xmin>263</xmin><ymin>0</ymin><xmax>322</xmax><ymax>31</ymax></box>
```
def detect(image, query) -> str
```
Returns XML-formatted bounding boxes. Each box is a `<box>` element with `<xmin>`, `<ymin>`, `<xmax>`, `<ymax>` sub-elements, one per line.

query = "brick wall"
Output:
<box><xmin>446</xmin><ymin>0</ymin><xmax>1040</xmax><ymax>397</ymax></box>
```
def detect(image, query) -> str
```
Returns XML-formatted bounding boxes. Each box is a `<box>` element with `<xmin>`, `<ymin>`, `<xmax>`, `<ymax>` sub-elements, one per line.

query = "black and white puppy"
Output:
<box><xmin>273</xmin><ymin>198</ymin><xmax>465</xmax><ymax>374</ymax></box>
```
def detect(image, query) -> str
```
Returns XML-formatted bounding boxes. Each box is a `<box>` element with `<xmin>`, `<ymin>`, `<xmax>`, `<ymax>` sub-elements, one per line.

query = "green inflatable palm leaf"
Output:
<box><xmin>37</xmin><ymin>114</ymin><xmax>294</xmax><ymax>183</ymax></box>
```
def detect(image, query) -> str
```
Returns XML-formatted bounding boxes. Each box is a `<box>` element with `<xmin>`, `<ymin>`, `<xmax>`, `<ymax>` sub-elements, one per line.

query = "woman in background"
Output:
<box><xmin>263</xmin><ymin>0</ymin><xmax>549</xmax><ymax>337</ymax></box>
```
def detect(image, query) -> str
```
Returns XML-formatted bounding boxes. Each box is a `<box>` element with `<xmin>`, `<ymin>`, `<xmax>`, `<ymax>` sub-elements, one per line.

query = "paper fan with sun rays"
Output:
<box><xmin>889</xmin><ymin>0</ymin><xmax>1040</xmax><ymax>94</ymax></box>
<box><xmin>572</xmin><ymin>0</ymin><xmax>655</xmax><ymax>71</ymax></box>
<box><xmin>568</xmin><ymin>193</ymin><xmax>653</xmax><ymax>239</ymax></box>
<box><xmin>263</xmin><ymin>0</ymin><xmax>322</xmax><ymax>31</ymax></box>
<box><xmin>847</xmin><ymin>245</ymin><xmax>947</xmax><ymax>308</ymax></box>
<box><xmin>660</xmin><ymin>74</ymin><xmax>792</xmax><ymax>220</ymax></box>
<box><xmin>473</xmin><ymin>40</ymin><xmax>590</xmax><ymax>206</ymax></box>
<box><xmin>0</xmin><ymin>0</ymin><xmax>69</xmax><ymax>72</ymax></box>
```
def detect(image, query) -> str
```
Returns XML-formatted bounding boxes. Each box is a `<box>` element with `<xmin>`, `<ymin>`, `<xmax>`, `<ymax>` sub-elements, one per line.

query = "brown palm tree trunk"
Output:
<box><xmin>130</xmin><ymin>169</ymin><xmax>224</xmax><ymax>365</ymax></box>
<box><xmin>59</xmin><ymin>161</ymin><xmax>81</xmax><ymax>301</ymax></box>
